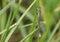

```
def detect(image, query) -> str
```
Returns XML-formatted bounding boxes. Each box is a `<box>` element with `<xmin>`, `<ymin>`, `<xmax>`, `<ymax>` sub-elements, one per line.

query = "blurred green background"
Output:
<box><xmin>0</xmin><ymin>0</ymin><xmax>60</xmax><ymax>42</ymax></box>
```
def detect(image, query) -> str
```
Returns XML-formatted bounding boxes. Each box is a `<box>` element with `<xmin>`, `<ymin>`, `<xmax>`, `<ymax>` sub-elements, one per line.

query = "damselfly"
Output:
<box><xmin>37</xmin><ymin>7</ymin><xmax>45</xmax><ymax>38</ymax></box>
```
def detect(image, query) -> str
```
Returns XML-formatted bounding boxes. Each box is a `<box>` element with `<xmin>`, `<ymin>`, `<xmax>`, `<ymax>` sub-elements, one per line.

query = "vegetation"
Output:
<box><xmin>0</xmin><ymin>0</ymin><xmax>60</xmax><ymax>42</ymax></box>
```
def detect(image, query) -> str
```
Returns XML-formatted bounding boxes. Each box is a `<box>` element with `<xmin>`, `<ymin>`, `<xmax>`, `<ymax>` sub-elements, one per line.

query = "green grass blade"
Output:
<box><xmin>47</xmin><ymin>20</ymin><xmax>60</xmax><ymax>42</ymax></box>
<box><xmin>5</xmin><ymin>0</ymin><xmax>36</xmax><ymax>42</ymax></box>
